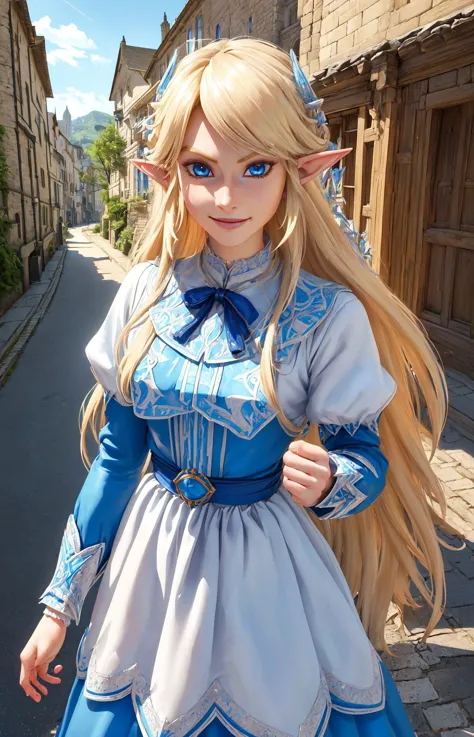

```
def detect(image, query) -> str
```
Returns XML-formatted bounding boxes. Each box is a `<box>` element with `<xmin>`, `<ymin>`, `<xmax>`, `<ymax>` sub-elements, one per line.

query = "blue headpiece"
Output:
<box><xmin>141</xmin><ymin>49</ymin><xmax>179</xmax><ymax>144</ymax></box>
<box><xmin>152</xmin><ymin>49</ymin><xmax>179</xmax><ymax>102</ymax></box>
<box><xmin>289</xmin><ymin>49</ymin><xmax>327</xmax><ymax>126</ymax></box>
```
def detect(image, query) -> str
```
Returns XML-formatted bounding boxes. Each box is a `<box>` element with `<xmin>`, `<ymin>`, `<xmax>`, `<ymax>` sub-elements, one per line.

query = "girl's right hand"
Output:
<box><xmin>19</xmin><ymin>614</ymin><xmax>66</xmax><ymax>702</ymax></box>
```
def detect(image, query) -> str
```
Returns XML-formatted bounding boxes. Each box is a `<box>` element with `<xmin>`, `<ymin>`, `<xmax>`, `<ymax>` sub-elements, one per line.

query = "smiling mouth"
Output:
<box><xmin>209</xmin><ymin>216</ymin><xmax>250</xmax><ymax>223</ymax></box>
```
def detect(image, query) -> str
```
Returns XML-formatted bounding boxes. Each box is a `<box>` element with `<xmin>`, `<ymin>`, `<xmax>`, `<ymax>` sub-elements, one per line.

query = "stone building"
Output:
<box><xmin>47</xmin><ymin>111</ymin><xmax>65</xmax><ymax>234</ymax></box>
<box><xmin>298</xmin><ymin>0</ymin><xmax>474</xmax><ymax>399</ymax></box>
<box><xmin>108</xmin><ymin>0</ymin><xmax>301</xmax><ymax>203</ymax></box>
<box><xmin>0</xmin><ymin>0</ymin><xmax>56</xmax><ymax>290</ymax></box>
<box><xmin>108</xmin><ymin>38</ymin><xmax>156</xmax><ymax>200</ymax></box>
<box><xmin>80</xmin><ymin>150</ymin><xmax>103</xmax><ymax>224</ymax></box>
<box><xmin>59</xmin><ymin>105</ymin><xmax>72</xmax><ymax>140</ymax></box>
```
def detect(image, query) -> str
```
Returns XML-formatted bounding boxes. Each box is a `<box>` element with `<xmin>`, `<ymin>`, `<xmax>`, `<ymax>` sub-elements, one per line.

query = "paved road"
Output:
<box><xmin>0</xmin><ymin>228</ymin><xmax>126</xmax><ymax>737</ymax></box>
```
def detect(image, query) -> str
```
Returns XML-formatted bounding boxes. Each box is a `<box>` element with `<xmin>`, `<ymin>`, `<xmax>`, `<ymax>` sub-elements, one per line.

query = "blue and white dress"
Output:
<box><xmin>41</xmin><ymin>240</ymin><xmax>415</xmax><ymax>737</ymax></box>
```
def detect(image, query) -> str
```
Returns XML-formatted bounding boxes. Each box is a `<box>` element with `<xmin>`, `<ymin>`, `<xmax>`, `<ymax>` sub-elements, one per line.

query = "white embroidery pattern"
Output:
<box><xmin>325</xmin><ymin>649</ymin><xmax>386</xmax><ymax>715</ymax></box>
<box><xmin>76</xmin><ymin>627</ymin><xmax>386</xmax><ymax>737</ymax></box>
<box><xmin>311</xmin><ymin>454</ymin><xmax>365</xmax><ymax>520</ymax></box>
<box><xmin>39</xmin><ymin>515</ymin><xmax>104</xmax><ymax>625</ymax></box>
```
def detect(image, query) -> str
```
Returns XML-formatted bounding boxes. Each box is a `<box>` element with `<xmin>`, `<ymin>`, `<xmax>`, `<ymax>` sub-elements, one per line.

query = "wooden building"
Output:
<box><xmin>308</xmin><ymin>8</ymin><xmax>474</xmax><ymax>386</ymax></box>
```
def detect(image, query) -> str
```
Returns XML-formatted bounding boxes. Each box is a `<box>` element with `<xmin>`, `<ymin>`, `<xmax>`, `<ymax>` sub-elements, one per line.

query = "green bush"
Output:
<box><xmin>47</xmin><ymin>243</ymin><xmax>54</xmax><ymax>256</ymax></box>
<box><xmin>0</xmin><ymin>244</ymin><xmax>23</xmax><ymax>295</ymax></box>
<box><xmin>107</xmin><ymin>196</ymin><xmax>127</xmax><ymax>226</ymax></box>
<box><xmin>92</xmin><ymin>223</ymin><xmax>100</xmax><ymax>233</ymax></box>
<box><xmin>101</xmin><ymin>218</ymin><xmax>109</xmax><ymax>239</ymax></box>
<box><xmin>115</xmin><ymin>225</ymin><xmax>134</xmax><ymax>256</ymax></box>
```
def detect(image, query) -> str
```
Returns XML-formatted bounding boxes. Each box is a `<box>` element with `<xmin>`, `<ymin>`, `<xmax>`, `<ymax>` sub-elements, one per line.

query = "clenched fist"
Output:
<box><xmin>282</xmin><ymin>440</ymin><xmax>334</xmax><ymax>507</ymax></box>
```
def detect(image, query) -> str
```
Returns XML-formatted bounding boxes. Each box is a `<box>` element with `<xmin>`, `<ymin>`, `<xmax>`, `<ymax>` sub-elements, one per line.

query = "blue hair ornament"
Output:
<box><xmin>289</xmin><ymin>49</ymin><xmax>327</xmax><ymax>126</ymax></box>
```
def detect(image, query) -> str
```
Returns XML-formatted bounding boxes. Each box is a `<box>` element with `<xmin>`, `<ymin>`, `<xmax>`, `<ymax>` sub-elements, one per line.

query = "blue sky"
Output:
<box><xmin>28</xmin><ymin>0</ymin><xmax>185</xmax><ymax>119</ymax></box>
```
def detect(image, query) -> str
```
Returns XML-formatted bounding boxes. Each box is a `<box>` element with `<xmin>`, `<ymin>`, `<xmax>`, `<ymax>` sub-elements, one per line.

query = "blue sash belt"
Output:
<box><xmin>151</xmin><ymin>451</ymin><xmax>282</xmax><ymax>508</ymax></box>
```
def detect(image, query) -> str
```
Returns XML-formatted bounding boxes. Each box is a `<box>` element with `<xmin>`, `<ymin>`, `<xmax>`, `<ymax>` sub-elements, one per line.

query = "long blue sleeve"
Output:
<box><xmin>310</xmin><ymin>423</ymin><xmax>388</xmax><ymax>520</ymax></box>
<box><xmin>39</xmin><ymin>397</ymin><xmax>149</xmax><ymax>625</ymax></box>
<box><xmin>74</xmin><ymin>396</ymin><xmax>149</xmax><ymax>561</ymax></box>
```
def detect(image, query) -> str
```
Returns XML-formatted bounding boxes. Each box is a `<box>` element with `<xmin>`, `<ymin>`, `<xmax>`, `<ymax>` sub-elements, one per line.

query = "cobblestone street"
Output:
<box><xmin>382</xmin><ymin>372</ymin><xmax>474</xmax><ymax>736</ymax></box>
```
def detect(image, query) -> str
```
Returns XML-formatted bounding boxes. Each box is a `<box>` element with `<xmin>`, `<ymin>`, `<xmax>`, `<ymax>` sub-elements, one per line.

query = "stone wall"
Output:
<box><xmin>147</xmin><ymin>0</ymin><xmax>299</xmax><ymax>86</ymax></box>
<box><xmin>298</xmin><ymin>0</ymin><xmax>471</xmax><ymax>74</ymax></box>
<box><xmin>0</xmin><ymin>1</ymin><xmax>55</xmax><ymax>289</ymax></box>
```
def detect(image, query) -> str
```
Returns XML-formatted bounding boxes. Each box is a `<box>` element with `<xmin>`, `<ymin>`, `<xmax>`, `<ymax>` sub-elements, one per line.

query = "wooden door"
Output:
<box><xmin>421</xmin><ymin>101</ymin><xmax>474</xmax><ymax>377</ymax></box>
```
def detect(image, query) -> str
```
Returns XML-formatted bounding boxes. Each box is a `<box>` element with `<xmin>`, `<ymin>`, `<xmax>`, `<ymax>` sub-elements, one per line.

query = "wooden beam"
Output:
<box><xmin>424</xmin><ymin>228</ymin><xmax>474</xmax><ymax>251</ymax></box>
<box><xmin>363</xmin><ymin>128</ymin><xmax>380</xmax><ymax>142</ymax></box>
<box><xmin>400</xmin><ymin>33</ymin><xmax>474</xmax><ymax>87</ymax></box>
<box><xmin>323</xmin><ymin>90</ymin><xmax>372</xmax><ymax>115</ymax></box>
<box><xmin>426</xmin><ymin>83</ymin><xmax>474</xmax><ymax>110</ymax></box>
<box><xmin>353</xmin><ymin>106</ymin><xmax>366</xmax><ymax>234</ymax></box>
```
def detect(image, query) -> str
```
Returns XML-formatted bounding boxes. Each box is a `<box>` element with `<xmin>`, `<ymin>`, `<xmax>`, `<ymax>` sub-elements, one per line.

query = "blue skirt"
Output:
<box><xmin>56</xmin><ymin>661</ymin><xmax>414</xmax><ymax>737</ymax></box>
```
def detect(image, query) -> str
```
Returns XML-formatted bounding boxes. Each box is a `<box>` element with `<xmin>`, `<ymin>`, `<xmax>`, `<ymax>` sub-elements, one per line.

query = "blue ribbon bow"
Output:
<box><xmin>173</xmin><ymin>286</ymin><xmax>259</xmax><ymax>356</ymax></box>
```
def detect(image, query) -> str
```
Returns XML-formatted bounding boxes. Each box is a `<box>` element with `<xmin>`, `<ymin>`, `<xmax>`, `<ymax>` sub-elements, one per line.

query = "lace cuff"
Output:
<box><xmin>310</xmin><ymin>453</ymin><xmax>366</xmax><ymax>519</ymax></box>
<box><xmin>39</xmin><ymin>515</ymin><xmax>105</xmax><ymax>626</ymax></box>
<box><xmin>309</xmin><ymin>423</ymin><xmax>387</xmax><ymax>520</ymax></box>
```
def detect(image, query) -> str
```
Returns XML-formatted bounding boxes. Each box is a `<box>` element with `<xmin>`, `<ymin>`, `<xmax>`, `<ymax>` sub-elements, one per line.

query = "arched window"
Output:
<box><xmin>248</xmin><ymin>16</ymin><xmax>253</xmax><ymax>33</ymax></box>
<box><xmin>196</xmin><ymin>16</ymin><xmax>203</xmax><ymax>49</ymax></box>
<box><xmin>187</xmin><ymin>27</ymin><xmax>194</xmax><ymax>54</ymax></box>
<box><xmin>215</xmin><ymin>22</ymin><xmax>221</xmax><ymax>39</ymax></box>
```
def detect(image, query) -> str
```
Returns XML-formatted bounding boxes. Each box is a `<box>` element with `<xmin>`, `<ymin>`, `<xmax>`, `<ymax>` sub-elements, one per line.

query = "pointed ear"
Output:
<box><xmin>297</xmin><ymin>148</ymin><xmax>352</xmax><ymax>186</ymax></box>
<box><xmin>130</xmin><ymin>159</ymin><xmax>170</xmax><ymax>189</ymax></box>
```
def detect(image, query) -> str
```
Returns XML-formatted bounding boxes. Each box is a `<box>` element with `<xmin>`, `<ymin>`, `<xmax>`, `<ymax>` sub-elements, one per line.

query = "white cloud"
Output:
<box><xmin>47</xmin><ymin>47</ymin><xmax>88</xmax><ymax>67</ymax></box>
<box><xmin>47</xmin><ymin>87</ymin><xmax>114</xmax><ymax>119</ymax></box>
<box><xmin>90</xmin><ymin>54</ymin><xmax>112</xmax><ymax>64</ymax></box>
<box><xmin>33</xmin><ymin>15</ymin><xmax>97</xmax><ymax>67</ymax></box>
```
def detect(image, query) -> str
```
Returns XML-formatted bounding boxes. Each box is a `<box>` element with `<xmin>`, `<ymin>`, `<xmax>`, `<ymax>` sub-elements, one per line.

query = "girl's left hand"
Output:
<box><xmin>283</xmin><ymin>440</ymin><xmax>334</xmax><ymax>507</ymax></box>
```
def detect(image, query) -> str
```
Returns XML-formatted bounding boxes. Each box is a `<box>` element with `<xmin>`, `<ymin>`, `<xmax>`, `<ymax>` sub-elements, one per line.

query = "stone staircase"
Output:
<box><xmin>128</xmin><ymin>200</ymin><xmax>150</xmax><ymax>250</ymax></box>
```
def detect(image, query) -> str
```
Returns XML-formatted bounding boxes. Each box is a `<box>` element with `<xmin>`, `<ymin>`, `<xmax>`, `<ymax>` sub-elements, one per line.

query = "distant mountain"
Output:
<box><xmin>70</xmin><ymin>111</ymin><xmax>114</xmax><ymax>147</ymax></box>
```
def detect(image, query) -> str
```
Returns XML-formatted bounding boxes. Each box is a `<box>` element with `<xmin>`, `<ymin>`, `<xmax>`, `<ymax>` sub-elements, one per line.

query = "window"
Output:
<box><xmin>41</xmin><ymin>168</ymin><xmax>45</xmax><ymax>188</ymax></box>
<box><xmin>196</xmin><ymin>16</ymin><xmax>203</xmax><ymax>49</ymax></box>
<box><xmin>187</xmin><ymin>27</ymin><xmax>194</xmax><ymax>54</ymax></box>
<box><xmin>143</xmin><ymin>173</ymin><xmax>149</xmax><ymax>191</ymax></box>
<box><xmin>290</xmin><ymin>5</ymin><xmax>298</xmax><ymax>25</ymax></box>
<box><xmin>137</xmin><ymin>169</ymin><xmax>142</xmax><ymax>194</ymax></box>
<box><xmin>248</xmin><ymin>16</ymin><xmax>253</xmax><ymax>33</ymax></box>
<box><xmin>25</xmin><ymin>83</ymin><xmax>31</xmax><ymax>126</ymax></box>
<box><xmin>215</xmin><ymin>22</ymin><xmax>221</xmax><ymax>40</ymax></box>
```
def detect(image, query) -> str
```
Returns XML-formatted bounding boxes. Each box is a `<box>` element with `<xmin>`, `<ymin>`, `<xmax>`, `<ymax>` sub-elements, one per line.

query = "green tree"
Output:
<box><xmin>87</xmin><ymin>124</ymin><xmax>126</xmax><ymax>189</ymax></box>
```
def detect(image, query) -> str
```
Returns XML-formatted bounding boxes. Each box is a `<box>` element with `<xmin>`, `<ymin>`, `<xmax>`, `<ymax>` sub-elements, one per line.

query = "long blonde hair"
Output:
<box><xmin>81</xmin><ymin>38</ymin><xmax>453</xmax><ymax>650</ymax></box>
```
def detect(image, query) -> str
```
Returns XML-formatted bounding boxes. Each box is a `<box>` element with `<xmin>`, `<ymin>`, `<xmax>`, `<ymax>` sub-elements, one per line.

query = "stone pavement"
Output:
<box><xmin>0</xmin><ymin>246</ymin><xmax>67</xmax><ymax>385</ymax></box>
<box><xmin>383</xmin><ymin>416</ymin><xmax>474</xmax><ymax>736</ymax></box>
<box><xmin>82</xmin><ymin>226</ymin><xmax>129</xmax><ymax>272</ymax></box>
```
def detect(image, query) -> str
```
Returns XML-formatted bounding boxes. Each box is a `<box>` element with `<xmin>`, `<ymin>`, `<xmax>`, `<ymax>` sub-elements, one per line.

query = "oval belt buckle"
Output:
<box><xmin>173</xmin><ymin>468</ymin><xmax>216</xmax><ymax>508</ymax></box>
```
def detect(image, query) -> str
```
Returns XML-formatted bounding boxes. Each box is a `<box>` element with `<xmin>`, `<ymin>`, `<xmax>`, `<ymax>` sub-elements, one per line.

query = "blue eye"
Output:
<box><xmin>188</xmin><ymin>163</ymin><xmax>212</xmax><ymax>177</ymax></box>
<box><xmin>183</xmin><ymin>160</ymin><xmax>274</xmax><ymax>179</ymax></box>
<box><xmin>246</xmin><ymin>163</ymin><xmax>271</xmax><ymax>177</ymax></box>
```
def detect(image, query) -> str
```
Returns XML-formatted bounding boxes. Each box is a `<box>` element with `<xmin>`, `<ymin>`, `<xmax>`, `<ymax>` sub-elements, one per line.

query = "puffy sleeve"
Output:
<box><xmin>305</xmin><ymin>293</ymin><xmax>396</xmax><ymax>520</ymax></box>
<box><xmin>39</xmin><ymin>263</ymin><xmax>154</xmax><ymax>625</ymax></box>
<box><xmin>85</xmin><ymin>261</ymin><xmax>153</xmax><ymax>404</ymax></box>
